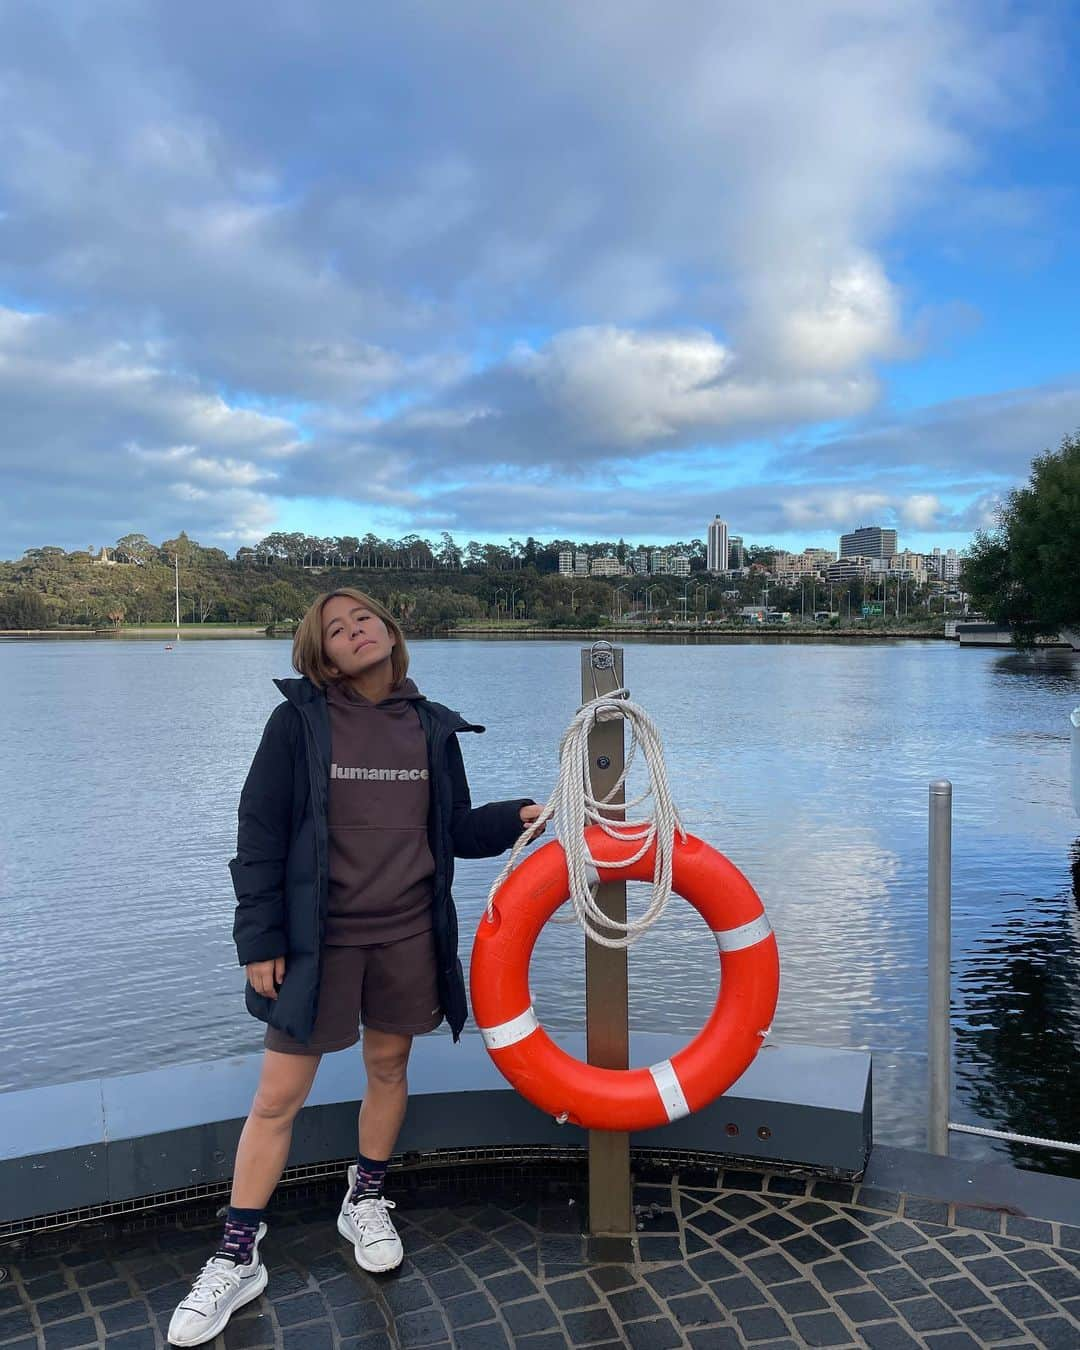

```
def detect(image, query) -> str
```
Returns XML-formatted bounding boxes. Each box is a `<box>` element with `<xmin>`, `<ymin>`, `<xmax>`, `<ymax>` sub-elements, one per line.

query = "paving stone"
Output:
<box><xmin>686</xmin><ymin>1250</ymin><xmax>736</xmax><ymax>1282</ymax></box>
<box><xmin>929</xmin><ymin>1274</ymin><xmax>992</xmax><ymax>1311</ymax></box>
<box><xmin>623</xmin><ymin>1318</ymin><xmax>681</xmax><ymax>1349</ymax></box>
<box><xmin>42</xmin><ymin>1318</ymin><xmax>100</xmax><ymax>1350</ymax></box>
<box><xmin>904</xmin><ymin>1246</ymin><xmax>958</xmax><ymax>1280</ymax></box>
<box><xmin>812</xmin><ymin>1181</ymin><xmax>855</xmax><ymax>1204</ymax></box>
<box><xmin>443</xmin><ymin>1291</ymin><xmax>497</xmax><ymax>1328</ymax></box>
<box><xmin>873</xmin><ymin>1221</ymin><xmax>926</xmax><ymax>1253</ymax></box>
<box><xmin>746</xmin><ymin>1251</ymin><xmax>800</xmax><ymax>1286</ymax></box>
<box><xmin>767</xmin><ymin>1176</ymin><xmax>808</xmax><ymax>1196</ymax></box>
<box><xmin>385</xmin><ymin>1279</ymin><xmax>436</xmax><ymax>1314</ymax></box>
<box><xmin>859</xmin><ymin>1324</ymin><xmax>922</xmax><ymax>1350</ymax></box>
<box><xmin>957</xmin><ymin>1305</ymin><xmax>1024</xmax><ymax>1342</ymax></box>
<box><xmin>770</xmin><ymin>1280</ymin><xmax>828</xmax><ymax>1314</ymax></box>
<box><xmin>1057</xmin><ymin>1224</ymin><xmax>1080</xmax><ymax>1251</ymax></box>
<box><xmin>869</xmin><ymin>1266</ymin><xmax>930</xmax><ymax>1301</ymax></box>
<box><xmin>1010</xmin><ymin>1248</ymin><xmax>1061</xmax><ymax>1272</ymax></box>
<box><xmin>717</xmin><ymin>1227</ymin><xmax>768</xmax><ymax>1258</ymax></box>
<box><xmin>921</xmin><ymin>1334</ymin><xmax>981</xmax><ymax>1350</ymax></box>
<box><xmin>331</xmin><ymin>1301</ymin><xmax>388</xmax><ymax>1337</ymax></box>
<box><xmin>788</xmin><ymin>1201</ymin><xmax>836</xmax><ymax>1225</ymax></box>
<box><xmin>789</xmin><ymin>1310</ymin><xmax>851</xmax><ymax>1345</ymax></box>
<box><xmin>962</xmin><ymin>1253</ymin><xmax>1024</xmax><ymax>1287</ymax></box>
<box><xmin>666</xmin><ymin>1290</ymin><xmax>725</xmax><ymax>1327</ymax></box>
<box><xmin>587</xmin><ymin>1266</ymin><xmax>637</xmax><ymax>1294</ymax></box>
<box><xmin>1006</xmin><ymin>1217</ymin><xmax>1055</xmax><ymax>1244</ymax></box>
<box><xmin>394</xmin><ymin>1307</ymin><xmax>451</xmax><ymax>1347</ymax></box>
<box><xmin>734</xmin><ymin>1305</ymin><xmax>790</xmax><ymax>1341</ymax></box>
<box><xmin>903</xmin><ymin>1196</ymin><xmax>950</xmax><ymax>1225</ymax></box>
<box><xmin>716</xmin><ymin>1192</ymin><xmax>766</xmax><ymax>1220</ymax></box>
<box><xmin>275</xmin><ymin>1290</ymin><xmax>328</xmax><ymax>1326</ymax></box>
<box><xmin>100</xmin><ymin>1302</ymin><xmax>150</xmax><ymax>1333</ymax></box>
<box><xmin>0</xmin><ymin>1307</ymin><xmax>34</xmax><ymax>1341</ymax></box>
<box><xmin>954</xmin><ymin>1206</ymin><xmax>1003</xmax><ymax>1234</ymax></box>
<box><xmin>1025</xmin><ymin>1316</ymin><xmax>1080</xmax><ymax>1349</ymax></box>
<box><xmin>607</xmin><ymin>1286</ymin><xmax>662</xmax><ymax>1321</ymax></box>
<box><xmin>939</xmin><ymin>1233</ymin><xmax>991</xmax><ymax>1258</ymax></box>
<box><xmin>105</xmin><ymin>1330</ymin><xmax>158</xmax><ymax>1350</ymax></box>
<box><xmin>1031</xmin><ymin>1264</ymin><xmax>1080</xmax><ymax>1299</ymax></box>
<box><xmin>644</xmin><ymin>1264</ymin><xmax>701</xmax><ymax>1297</ymax></box>
<box><xmin>636</xmin><ymin>1236</ymin><xmax>684</xmax><ymax>1263</ymax></box>
<box><xmin>710</xmin><ymin>1274</ymin><xmax>769</xmax><ymax>1310</ymax></box>
<box><xmin>511</xmin><ymin>1336</ymin><xmax>565</xmax><ymax>1350</ymax></box>
<box><xmin>547</xmin><ymin>1276</ymin><xmax>597</xmax><ymax>1311</ymax></box>
<box><xmin>752</xmin><ymin>1214</ymin><xmax>802</xmax><ymax>1243</ymax></box>
<box><xmin>687</xmin><ymin>1330</ymin><xmax>740</xmax><ymax>1349</ymax></box>
<box><xmin>814</xmin><ymin>1217</ymin><xmax>865</xmax><ymax>1247</ymax></box>
<box><xmin>463</xmin><ymin>1246</ymin><xmax>516</xmax><ymax>1278</ymax></box>
<box><xmin>845</xmin><ymin>1241</ymin><xmax>899</xmax><ymax>1273</ymax></box>
<box><xmin>835</xmin><ymin>1288</ymin><xmax>893</xmax><ymax>1322</ymax></box>
<box><xmin>37</xmin><ymin>1292</ymin><xmax>86</xmax><ymax>1323</ymax></box>
<box><xmin>856</xmin><ymin>1188</ymin><xmax>902</xmax><ymax>1213</ymax></box>
<box><xmin>502</xmin><ymin>1297</ymin><xmax>558</xmax><ymax>1336</ymax></box>
<box><xmin>563</xmin><ymin>1308</ymin><xmax>619</xmax><ymax>1344</ymax></box>
<box><xmin>451</xmin><ymin>1324</ymin><xmax>510</xmax><ymax>1350</ymax></box>
<box><xmin>813</xmin><ymin>1258</ymin><xmax>868</xmax><ymax>1294</ymax></box>
<box><xmin>429</xmin><ymin>1267</ymin><xmax>475</xmax><ymax>1299</ymax></box>
<box><xmin>782</xmin><ymin>1233</ymin><xmax>832</xmax><ymax>1264</ymax></box>
<box><xmin>687</xmin><ymin>1207</ymin><xmax>732</xmax><ymax>1236</ymax></box>
<box><xmin>896</xmin><ymin>1295</ymin><xmax>957</xmax><ymax>1332</ymax></box>
<box><xmin>281</xmin><ymin>1327</ymin><xmax>335</xmax><ymax>1350</ymax></box>
<box><xmin>996</xmin><ymin>1281</ymin><xmax>1057</xmax><ymax>1318</ymax></box>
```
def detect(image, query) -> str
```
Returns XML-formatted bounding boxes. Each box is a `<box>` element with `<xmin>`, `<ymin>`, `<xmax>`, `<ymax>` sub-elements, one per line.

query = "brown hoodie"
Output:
<box><xmin>324</xmin><ymin>677</ymin><xmax>435</xmax><ymax>945</ymax></box>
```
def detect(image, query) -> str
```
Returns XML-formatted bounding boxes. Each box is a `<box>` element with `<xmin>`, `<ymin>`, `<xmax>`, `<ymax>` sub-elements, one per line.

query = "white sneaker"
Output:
<box><xmin>166</xmin><ymin>1223</ymin><xmax>268</xmax><ymax>1346</ymax></box>
<box><xmin>337</xmin><ymin>1165</ymin><xmax>403</xmax><ymax>1272</ymax></box>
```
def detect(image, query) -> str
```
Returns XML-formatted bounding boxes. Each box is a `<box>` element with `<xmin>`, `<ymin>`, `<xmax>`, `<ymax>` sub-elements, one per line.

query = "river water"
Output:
<box><xmin>2</xmin><ymin>636</ymin><xmax>1078</xmax><ymax>1170</ymax></box>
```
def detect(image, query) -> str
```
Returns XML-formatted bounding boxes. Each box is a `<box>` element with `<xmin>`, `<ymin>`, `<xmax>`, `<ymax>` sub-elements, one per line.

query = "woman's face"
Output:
<box><xmin>321</xmin><ymin>595</ymin><xmax>395</xmax><ymax>682</ymax></box>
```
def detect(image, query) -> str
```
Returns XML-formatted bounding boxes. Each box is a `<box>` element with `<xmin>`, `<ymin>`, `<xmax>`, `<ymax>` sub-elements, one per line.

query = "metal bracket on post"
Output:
<box><xmin>581</xmin><ymin>643</ymin><xmax>632</xmax><ymax>1236</ymax></box>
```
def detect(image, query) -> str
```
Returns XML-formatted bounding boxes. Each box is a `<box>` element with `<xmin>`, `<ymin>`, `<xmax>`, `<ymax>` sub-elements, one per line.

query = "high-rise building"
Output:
<box><xmin>839</xmin><ymin>526</ymin><xmax>897</xmax><ymax>560</ymax></box>
<box><xmin>930</xmin><ymin>547</ymin><xmax>960</xmax><ymax>581</ymax></box>
<box><xmin>728</xmin><ymin>535</ymin><xmax>745</xmax><ymax>570</ymax></box>
<box><xmin>707</xmin><ymin>516</ymin><xmax>729</xmax><ymax>573</ymax></box>
<box><xmin>558</xmin><ymin>550</ymin><xmax>574</xmax><ymax>575</ymax></box>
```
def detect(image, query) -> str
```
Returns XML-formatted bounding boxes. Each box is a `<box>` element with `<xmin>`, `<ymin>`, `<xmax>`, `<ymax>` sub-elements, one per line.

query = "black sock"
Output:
<box><xmin>350</xmin><ymin>1153</ymin><xmax>389</xmax><ymax>1201</ymax></box>
<box><xmin>215</xmin><ymin>1206</ymin><xmax>264</xmax><ymax>1264</ymax></box>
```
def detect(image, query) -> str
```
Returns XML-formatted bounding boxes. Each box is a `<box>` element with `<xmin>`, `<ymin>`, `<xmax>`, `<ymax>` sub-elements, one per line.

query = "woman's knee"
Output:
<box><xmin>251</xmin><ymin>1055</ymin><xmax>317</xmax><ymax>1122</ymax></box>
<box><xmin>363</xmin><ymin>1036</ymin><xmax>411</xmax><ymax>1088</ymax></box>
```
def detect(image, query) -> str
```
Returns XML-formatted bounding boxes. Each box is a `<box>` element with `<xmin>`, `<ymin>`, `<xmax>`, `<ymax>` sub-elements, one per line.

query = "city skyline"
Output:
<box><xmin>1</xmin><ymin>4</ymin><xmax>1078</xmax><ymax>559</ymax></box>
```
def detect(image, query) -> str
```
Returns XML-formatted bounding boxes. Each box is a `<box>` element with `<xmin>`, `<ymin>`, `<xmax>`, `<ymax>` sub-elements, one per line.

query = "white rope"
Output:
<box><xmin>485</xmin><ymin>687</ymin><xmax>685</xmax><ymax>949</ymax></box>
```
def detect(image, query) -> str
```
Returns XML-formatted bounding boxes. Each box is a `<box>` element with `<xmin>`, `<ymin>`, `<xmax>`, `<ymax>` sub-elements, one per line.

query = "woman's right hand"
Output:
<box><xmin>247</xmin><ymin>956</ymin><xmax>286</xmax><ymax>999</ymax></box>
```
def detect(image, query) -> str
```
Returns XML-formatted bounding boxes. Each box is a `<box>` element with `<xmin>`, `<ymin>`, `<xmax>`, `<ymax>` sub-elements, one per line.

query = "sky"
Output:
<box><xmin>1</xmin><ymin>1</ymin><xmax>1078</xmax><ymax>560</ymax></box>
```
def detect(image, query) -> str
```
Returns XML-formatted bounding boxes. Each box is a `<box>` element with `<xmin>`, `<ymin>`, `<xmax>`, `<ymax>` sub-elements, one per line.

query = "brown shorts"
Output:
<box><xmin>265</xmin><ymin>928</ymin><xmax>443</xmax><ymax>1055</ymax></box>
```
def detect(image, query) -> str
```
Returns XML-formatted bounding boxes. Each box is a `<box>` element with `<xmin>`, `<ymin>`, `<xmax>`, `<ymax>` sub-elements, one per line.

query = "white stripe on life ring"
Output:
<box><xmin>649</xmin><ymin>1059</ymin><xmax>691</xmax><ymax>1122</ymax></box>
<box><xmin>479</xmin><ymin>1006</ymin><xmax>540</xmax><ymax>1051</ymax></box>
<box><xmin>714</xmin><ymin>913</ymin><xmax>772</xmax><ymax>952</ymax></box>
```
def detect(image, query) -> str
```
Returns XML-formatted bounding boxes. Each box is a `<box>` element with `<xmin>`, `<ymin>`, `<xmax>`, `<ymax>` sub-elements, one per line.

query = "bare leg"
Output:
<box><xmin>231</xmin><ymin>1050</ymin><xmax>321</xmax><ymax>1209</ymax></box>
<box><xmin>358</xmin><ymin>1029</ymin><xmax>413</xmax><ymax>1159</ymax></box>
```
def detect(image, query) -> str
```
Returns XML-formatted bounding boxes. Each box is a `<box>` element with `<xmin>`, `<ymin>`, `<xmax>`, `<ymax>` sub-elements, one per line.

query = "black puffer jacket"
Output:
<box><xmin>229</xmin><ymin>676</ymin><xmax>531</xmax><ymax>1043</ymax></box>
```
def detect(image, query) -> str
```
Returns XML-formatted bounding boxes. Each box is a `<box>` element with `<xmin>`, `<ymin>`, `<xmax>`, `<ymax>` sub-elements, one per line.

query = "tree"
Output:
<box><xmin>0</xmin><ymin>587</ymin><xmax>50</xmax><ymax>629</ymax></box>
<box><xmin>963</xmin><ymin>431</ymin><xmax>1080</xmax><ymax>644</ymax></box>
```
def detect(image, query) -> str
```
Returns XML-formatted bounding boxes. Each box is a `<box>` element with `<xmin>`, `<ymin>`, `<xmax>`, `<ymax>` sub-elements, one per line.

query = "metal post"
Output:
<box><xmin>928</xmin><ymin>780</ymin><xmax>952</xmax><ymax>1155</ymax></box>
<box><xmin>581</xmin><ymin>646</ymin><xmax>632</xmax><ymax>1235</ymax></box>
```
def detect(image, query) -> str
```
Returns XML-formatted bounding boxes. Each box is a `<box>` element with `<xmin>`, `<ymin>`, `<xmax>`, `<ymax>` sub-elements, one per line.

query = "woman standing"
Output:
<box><xmin>168</xmin><ymin>588</ymin><xmax>540</xmax><ymax>1347</ymax></box>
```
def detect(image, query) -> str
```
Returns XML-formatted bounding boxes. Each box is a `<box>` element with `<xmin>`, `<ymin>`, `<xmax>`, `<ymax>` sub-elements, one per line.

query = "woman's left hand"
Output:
<box><xmin>520</xmin><ymin>803</ymin><xmax>546</xmax><ymax>837</ymax></box>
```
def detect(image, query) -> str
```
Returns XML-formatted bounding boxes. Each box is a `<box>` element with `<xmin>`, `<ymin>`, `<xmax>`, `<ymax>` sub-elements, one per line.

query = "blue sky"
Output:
<box><xmin>1</xmin><ymin>1</ymin><xmax>1077</xmax><ymax>560</ymax></box>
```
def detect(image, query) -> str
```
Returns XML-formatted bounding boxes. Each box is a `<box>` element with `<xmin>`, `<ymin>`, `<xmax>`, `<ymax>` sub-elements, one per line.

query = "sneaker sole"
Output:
<box><xmin>167</xmin><ymin>1263</ymin><xmax>268</xmax><ymax>1346</ymax></box>
<box><xmin>336</xmin><ymin>1210</ymin><xmax>403</xmax><ymax>1273</ymax></box>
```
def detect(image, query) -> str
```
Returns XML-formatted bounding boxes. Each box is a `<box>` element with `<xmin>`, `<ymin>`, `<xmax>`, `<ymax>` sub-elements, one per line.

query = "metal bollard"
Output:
<box><xmin>927</xmin><ymin>780</ymin><xmax>952</xmax><ymax>1156</ymax></box>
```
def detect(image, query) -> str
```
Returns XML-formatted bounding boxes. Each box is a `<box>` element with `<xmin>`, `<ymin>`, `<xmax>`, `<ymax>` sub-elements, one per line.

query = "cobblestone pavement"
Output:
<box><xmin>3</xmin><ymin>1162</ymin><xmax>1080</xmax><ymax>1349</ymax></box>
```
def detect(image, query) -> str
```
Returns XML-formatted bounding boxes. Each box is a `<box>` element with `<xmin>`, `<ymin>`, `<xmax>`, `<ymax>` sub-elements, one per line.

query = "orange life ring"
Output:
<box><xmin>470</xmin><ymin>825</ymin><xmax>779</xmax><ymax>1132</ymax></box>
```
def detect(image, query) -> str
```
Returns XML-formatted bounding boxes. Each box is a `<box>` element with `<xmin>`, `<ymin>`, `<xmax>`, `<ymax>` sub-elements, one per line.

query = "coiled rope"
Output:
<box><xmin>485</xmin><ymin>687</ymin><xmax>685</xmax><ymax>949</ymax></box>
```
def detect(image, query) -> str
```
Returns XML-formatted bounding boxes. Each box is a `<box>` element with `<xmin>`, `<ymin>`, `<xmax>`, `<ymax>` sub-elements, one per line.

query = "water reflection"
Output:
<box><xmin>953</xmin><ymin>840</ymin><xmax>1080</xmax><ymax>1175</ymax></box>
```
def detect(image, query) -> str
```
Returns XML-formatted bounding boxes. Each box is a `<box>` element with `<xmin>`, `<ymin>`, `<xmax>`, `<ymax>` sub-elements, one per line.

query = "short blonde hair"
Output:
<box><xmin>292</xmin><ymin>587</ymin><xmax>410</xmax><ymax>688</ymax></box>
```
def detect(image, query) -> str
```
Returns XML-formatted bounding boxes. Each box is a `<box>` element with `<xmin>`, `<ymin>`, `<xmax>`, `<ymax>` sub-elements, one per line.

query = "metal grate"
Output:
<box><xmin>0</xmin><ymin>1144</ymin><xmax>834</xmax><ymax>1245</ymax></box>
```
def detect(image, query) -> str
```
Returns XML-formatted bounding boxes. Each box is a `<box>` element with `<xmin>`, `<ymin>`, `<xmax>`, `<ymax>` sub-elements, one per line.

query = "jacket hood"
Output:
<box><xmin>273</xmin><ymin>675</ymin><xmax>484</xmax><ymax>734</ymax></box>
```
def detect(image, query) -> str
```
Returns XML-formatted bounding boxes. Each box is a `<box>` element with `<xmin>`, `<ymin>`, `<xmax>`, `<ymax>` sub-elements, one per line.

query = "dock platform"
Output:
<box><xmin>3</xmin><ymin>1148</ymin><xmax>1080</xmax><ymax>1349</ymax></box>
